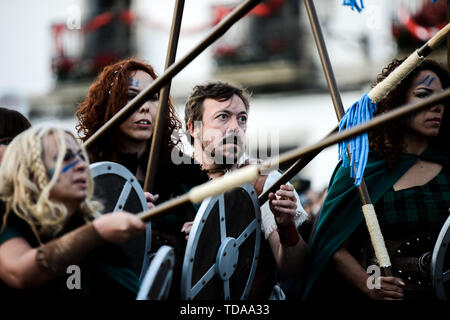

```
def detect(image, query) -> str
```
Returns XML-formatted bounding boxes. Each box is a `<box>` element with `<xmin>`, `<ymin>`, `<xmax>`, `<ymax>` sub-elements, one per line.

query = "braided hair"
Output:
<box><xmin>0</xmin><ymin>126</ymin><xmax>101</xmax><ymax>243</ymax></box>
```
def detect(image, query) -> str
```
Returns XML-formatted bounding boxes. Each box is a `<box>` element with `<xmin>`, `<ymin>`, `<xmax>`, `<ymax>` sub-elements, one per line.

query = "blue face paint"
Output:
<box><xmin>62</xmin><ymin>158</ymin><xmax>80</xmax><ymax>173</ymax></box>
<box><xmin>427</xmin><ymin>77</ymin><xmax>435</xmax><ymax>87</ymax></box>
<box><xmin>135</xmin><ymin>80</ymin><xmax>140</xmax><ymax>87</ymax></box>
<box><xmin>129</xmin><ymin>77</ymin><xmax>134</xmax><ymax>87</ymax></box>
<box><xmin>417</xmin><ymin>75</ymin><xmax>430</xmax><ymax>86</ymax></box>
<box><xmin>48</xmin><ymin>158</ymin><xmax>80</xmax><ymax>179</ymax></box>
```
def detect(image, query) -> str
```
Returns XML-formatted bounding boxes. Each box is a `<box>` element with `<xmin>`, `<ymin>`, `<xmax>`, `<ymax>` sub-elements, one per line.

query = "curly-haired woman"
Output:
<box><xmin>0</xmin><ymin>126</ymin><xmax>146</xmax><ymax>297</ymax></box>
<box><xmin>76</xmin><ymin>58</ymin><xmax>208</xmax><ymax>298</ymax></box>
<box><xmin>304</xmin><ymin>58</ymin><xmax>450</xmax><ymax>300</ymax></box>
<box><xmin>76</xmin><ymin>59</ymin><xmax>181</xmax><ymax>181</ymax></box>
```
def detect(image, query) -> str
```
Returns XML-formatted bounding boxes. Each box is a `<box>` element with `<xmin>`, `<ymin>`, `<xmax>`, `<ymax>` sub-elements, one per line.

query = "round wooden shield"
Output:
<box><xmin>136</xmin><ymin>245</ymin><xmax>175</xmax><ymax>300</ymax></box>
<box><xmin>89</xmin><ymin>161</ymin><xmax>148</xmax><ymax>214</ymax></box>
<box><xmin>181</xmin><ymin>183</ymin><xmax>261</xmax><ymax>300</ymax></box>
<box><xmin>431</xmin><ymin>215</ymin><xmax>450</xmax><ymax>300</ymax></box>
<box><xmin>90</xmin><ymin>161</ymin><xmax>152</xmax><ymax>280</ymax></box>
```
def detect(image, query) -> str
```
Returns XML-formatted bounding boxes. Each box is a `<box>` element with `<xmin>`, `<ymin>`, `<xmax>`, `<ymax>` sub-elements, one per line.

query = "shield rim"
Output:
<box><xmin>90</xmin><ymin>161</ymin><xmax>148</xmax><ymax>211</ymax></box>
<box><xmin>89</xmin><ymin>161</ymin><xmax>152</xmax><ymax>281</ymax></box>
<box><xmin>136</xmin><ymin>245</ymin><xmax>175</xmax><ymax>300</ymax></box>
<box><xmin>181</xmin><ymin>183</ymin><xmax>261</xmax><ymax>300</ymax></box>
<box><xmin>431</xmin><ymin>215</ymin><xmax>450</xmax><ymax>300</ymax></box>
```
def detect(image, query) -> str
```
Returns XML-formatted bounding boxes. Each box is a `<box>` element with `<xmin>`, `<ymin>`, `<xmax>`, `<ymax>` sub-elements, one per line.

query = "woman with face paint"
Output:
<box><xmin>0</xmin><ymin>126</ymin><xmax>146</xmax><ymax>297</ymax></box>
<box><xmin>76</xmin><ymin>59</ymin><xmax>209</xmax><ymax>298</ymax></box>
<box><xmin>76</xmin><ymin>59</ymin><xmax>181</xmax><ymax>183</ymax></box>
<box><xmin>304</xmin><ymin>59</ymin><xmax>450</xmax><ymax>301</ymax></box>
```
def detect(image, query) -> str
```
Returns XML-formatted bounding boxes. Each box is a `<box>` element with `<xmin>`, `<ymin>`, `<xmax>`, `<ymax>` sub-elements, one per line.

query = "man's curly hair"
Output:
<box><xmin>76</xmin><ymin>58</ymin><xmax>182</xmax><ymax>163</ymax></box>
<box><xmin>368</xmin><ymin>58</ymin><xmax>450</xmax><ymax>169</ymax></box>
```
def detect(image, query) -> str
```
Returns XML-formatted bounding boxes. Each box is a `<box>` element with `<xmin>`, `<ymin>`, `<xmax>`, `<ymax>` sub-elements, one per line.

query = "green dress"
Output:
<box><xmin>303</xmin><ymin>146</ymin><xmax>450</xmax><ymax>299</ymax></box>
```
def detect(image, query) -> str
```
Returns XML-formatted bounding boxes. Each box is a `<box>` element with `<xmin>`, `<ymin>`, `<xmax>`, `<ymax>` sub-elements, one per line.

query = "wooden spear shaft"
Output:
<box><xmin>258</xmin><ymin>126</ymin><xmax>338</xmax><ymax>205</ymax></box>
<box><xmin>261</xmin><ymin>89</ymin><xmax>450</xmax><ymax>174</ymax></box>
<box><xmin>143</xmin><ymin>0</ymin><xmax>184</xmax><ymax>193</ymax></box>
<box><xmin>304</xmin><ymin>0</ymin><xmax>376</xmax><ymax>201</ymax></box>
<box><xmin>138</xmin><ymin>89</ymin><xmax>450</xmax><ymax>222</ymax></box>
<box><xmin>304</xmin><ymin>0</ymin><xmax>386</xmax><ymax>273</ymax></box>
<box><xmin>447</xmin><ymin>0</ymin><xmax>450</xmax><ymax>71</ymax></box>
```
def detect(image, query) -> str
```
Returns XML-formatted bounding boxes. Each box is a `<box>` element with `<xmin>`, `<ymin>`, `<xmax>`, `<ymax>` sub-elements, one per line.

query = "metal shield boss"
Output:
<box><xmin>89</xmin><ymin>161</ymin><xmax>153</xmax><ymax>280</ymax></box>
<box><xmin>432</xmin><ymin>215</ymin><xmax>450</xmax><ymax>300</ymax></box>
<box><xmin>137</xmin><ymin>245</ymin><xmax>175</xmax><ymax>300</ymax></box>
<box><xmin>181</xmin><ymin>183</ymin><xmax>261</xmax><ymax>300</ymax></box>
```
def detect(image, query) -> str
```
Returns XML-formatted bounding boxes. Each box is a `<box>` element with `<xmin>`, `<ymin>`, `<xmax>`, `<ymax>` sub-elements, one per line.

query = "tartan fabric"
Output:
<box><xmin>375</xmin><ymin>165</ymin><xmax>450</xmax><ymax>238</ymax></box>
<box><xmin>304</xmin><ymin>146</ymin><xmax>450</xmax><ymax>298</ymax></box>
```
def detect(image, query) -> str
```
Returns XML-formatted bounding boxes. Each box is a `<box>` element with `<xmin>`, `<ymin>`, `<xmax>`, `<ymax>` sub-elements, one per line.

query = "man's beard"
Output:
<box><xmin>201</xmin><ymin>133</ymin><xmax>244</xmax><ymax>172</ymax></box>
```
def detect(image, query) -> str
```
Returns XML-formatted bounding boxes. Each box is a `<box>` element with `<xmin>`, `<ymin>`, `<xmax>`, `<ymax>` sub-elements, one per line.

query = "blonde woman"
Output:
<box><xmin>0</xmin><ymin>126</ymin><xmax>145</xmax><ymax>297</ymax></box>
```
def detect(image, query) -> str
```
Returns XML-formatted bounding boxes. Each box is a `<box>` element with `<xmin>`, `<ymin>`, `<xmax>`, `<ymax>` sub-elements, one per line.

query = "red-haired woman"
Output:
<box><xmin>76</xmin><ymin>59</ymin><xmax>180</xmax><ymax>181</ymax></box>
<box><xmin>76</xmin><ymin>58</ymin><xmax>208</xmax><ymax>298</ymax></box>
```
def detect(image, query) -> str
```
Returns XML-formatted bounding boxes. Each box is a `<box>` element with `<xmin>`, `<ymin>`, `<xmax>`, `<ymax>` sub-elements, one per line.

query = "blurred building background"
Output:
<box><xmin>0</xmin><ymin>0</ymin><xmax>448</xmax><ymax>191</ymax></box>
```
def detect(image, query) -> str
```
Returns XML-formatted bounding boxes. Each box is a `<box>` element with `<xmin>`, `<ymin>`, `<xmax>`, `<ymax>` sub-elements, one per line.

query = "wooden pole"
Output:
<box><xmin>447</xmin><ymin>0</ymin><xmax>450</xmax><ymax>71</ymax></box>
<box><xmin>304</xmin><ymin>0</ymin><xmax>375</xmax><ymax>204</ymax></box>
<box><xmin>258</xmin><ymin>126</ymin><xmax>338</xmax><ymax>205</ymax></box>
<box><xmin>304</xmin><ymin>0</ymin><xmax>391</xmax><ymax>272</ymax></box>
<box><xmin>263</xmin><ymin>89</ymin><xmax>449</xmax><ymax>169</ymax></box>
<box><xmin>138</xmin><ymin>89</ymin><xmax>450</xmax><ymax>222</ymax></box>
<box><xmin>143</xmin><ymin>0</ymin><xmax>184</xmax><ymax>193</ymax></box>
